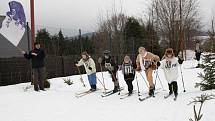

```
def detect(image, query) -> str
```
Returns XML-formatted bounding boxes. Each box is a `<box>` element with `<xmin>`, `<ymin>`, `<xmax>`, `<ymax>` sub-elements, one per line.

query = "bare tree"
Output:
<box><xmin>95</xmin><ymin>1</ymin><xmax>127</xmax><ymax>60</ymax></box>
<box><xmin>150</xmin><ymin>0</ymin><xmax>201</xmax><ymax>56</ymax></box>
<box><xmin>208</xmin><ymin>17</ymin><xmax>215</xmax><ymax>52</ymax></box>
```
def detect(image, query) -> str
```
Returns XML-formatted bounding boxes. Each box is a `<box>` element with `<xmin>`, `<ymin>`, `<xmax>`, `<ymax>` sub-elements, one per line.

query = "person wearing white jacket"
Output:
<box><xmin>157</xmin><ymin>48</ymin><xmax>183</xmax><ymax>97</ymax></box>
<box><xmin>76</xmin><ymin>51</ymin><xmax>97</xmax><ymax>91</ymax></box>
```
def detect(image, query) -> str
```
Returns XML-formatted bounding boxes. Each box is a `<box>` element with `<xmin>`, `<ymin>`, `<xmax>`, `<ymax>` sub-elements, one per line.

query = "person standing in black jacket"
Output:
<box><xmin>98</xmin><ymin>50</ymin><xmax>120</xmax><ymax>93</ymax></box>
<box><xmin>22</xmin><ymin>42</ymin><xmax>46</xmax><ymax>91</ymax></box>
<box><xmin>195</xmin><ymin>41</ymin><xmax>202</xmax><ymax>68</ymax></box>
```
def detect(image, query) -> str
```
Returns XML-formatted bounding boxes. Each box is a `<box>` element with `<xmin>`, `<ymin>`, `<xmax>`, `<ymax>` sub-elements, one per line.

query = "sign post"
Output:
<box><xmin>30</xmin><ymin>0</ymin><xmax>35</xmax><ymax>49</ymax></box>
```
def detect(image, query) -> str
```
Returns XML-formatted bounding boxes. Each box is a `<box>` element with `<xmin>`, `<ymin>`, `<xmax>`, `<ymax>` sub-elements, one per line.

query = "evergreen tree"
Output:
<box><xmin>124</xmin><ymin>17</ymin><xmax>145</xmax><ymax>58</ymax></box>
<box><xmin>145</xmin><ymin>21</ymin><xmax>161</xmax><ymax>57</ymax></box>
<box><xmin>82</xmin><ymin>36</ymin><xmax>95</xmax><ymax>54</ymax></box>
<box><xmin>58</xmin><ymin>30</ymin><xmax>65</xmax><ymax>56</ymax></box>
<box><xmin>51</xmin><ymin>35</ymin><xmax>59</xmax><ymax>55</ymax></box>
<box><xmin>124</xmin><ymin>17</ymin><xmax>161</xmax><ymax>58</ymax></box>
<box><xmin>196</xmin><ymin>53</ymin><xmax>215</xmax><ymax>90</ymax></box>
<box><xmin>36</xmin><ymin>29</ymin><xmax>52</xmax><ymax>54</ymax></box>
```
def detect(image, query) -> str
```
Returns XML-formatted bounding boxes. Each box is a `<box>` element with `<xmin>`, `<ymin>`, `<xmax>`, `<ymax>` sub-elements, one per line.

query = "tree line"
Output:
<box><xmin>36</xmin><ymin>0</ymin><xmax>213</xmax><ymax>60</ymax></box>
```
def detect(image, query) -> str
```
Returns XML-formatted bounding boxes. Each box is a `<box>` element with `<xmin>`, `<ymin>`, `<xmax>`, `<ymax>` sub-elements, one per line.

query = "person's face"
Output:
<box><xmin>167</xmin><ymin>54</ymin><xmax>172</xmax><ymax>58</ymax></box>
<box><xmin>82</xmin><ymin>55</ymin><xmax>87</xmax><ymax>59</ymax></box>
<box><xmin>35</xmin><ymin>44</ymin><xmax>40</xmax><ymax>49</ymax></box>
<box><xmin>104</xmin><ymin>54</ymin><xmax>109</xmax><ymax>59</ymax></box>
<box><xmin>139</xmin><ymin>48</ymin><xmax>146</xmax><ymax>55</ymax></box>
<box><xmin>124</xmin><ymin>58</ymin><xmax>130</xmax><ymax>63</ymax></box>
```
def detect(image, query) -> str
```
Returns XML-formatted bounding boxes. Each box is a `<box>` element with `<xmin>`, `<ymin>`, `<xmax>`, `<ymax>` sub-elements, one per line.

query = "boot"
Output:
<box><xmin>149</xmin><ymin>89</ymin><xmax>154</xmax><ymax>96</ymax></box>
<box><xmin>148</xmin><ymin>86</ymin><xmax>155</xmax><ymax>96</ymax></box>
<box><xmin>90</xmin><ymin>88</ymin><xmax>96</xmax><ymax>91</ymax></box>
<box><xmin>90</xmin><ymin>85</ymin><xmax>97</xmax><ymax>91</ymax></box>
<box><xmin>113</xmin><ymin>86</ymin><xmax>119</xmax><ymax>93</ymax></box>
<box><xmin>128</xmin><ymin>91</ymin><xmax>133</xmax><ymax>96</ymax></box>
<box><xmin>168</xmin><ymin>83</ymin><xmax>173</xmax><ymax>95</ymax></box>
<box><xmin>196</xmin><ymin>64</ymin><xmax>201</xmax><ymax>68</ymax></box>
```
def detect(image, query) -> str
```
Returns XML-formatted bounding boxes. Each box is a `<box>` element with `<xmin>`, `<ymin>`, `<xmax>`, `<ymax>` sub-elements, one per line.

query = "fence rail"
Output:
<box><xmin>0</xmin><ymin>54</ymin><xmax>133</xmax><ymax>86</ymax></box>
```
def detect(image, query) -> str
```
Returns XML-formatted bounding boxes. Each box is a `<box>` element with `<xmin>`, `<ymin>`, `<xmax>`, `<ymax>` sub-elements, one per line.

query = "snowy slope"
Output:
<box><xmin>0</xmin><ymin>60</ymin><xmax>215</xmax><ymax>121</ymax></box>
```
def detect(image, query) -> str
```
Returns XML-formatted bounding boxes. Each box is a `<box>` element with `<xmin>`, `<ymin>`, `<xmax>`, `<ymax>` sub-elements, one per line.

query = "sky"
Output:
<box><xmin>1</xmin><ymin>0</ymin><xmax>215</xmax><ymax>36</ymax></box>
<box><xmin>34</xmin><ymin>0</ymin><xmax>148</xmax><ymax>36</ymax></box>
<box><xmin>33</xmin><ymin>0</ymin><xmax>215</xmax><ymax>36</ymax></box>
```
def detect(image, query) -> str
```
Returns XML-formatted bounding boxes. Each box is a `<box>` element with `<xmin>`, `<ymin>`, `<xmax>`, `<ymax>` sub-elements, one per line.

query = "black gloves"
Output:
<box><xmin>74</xmin><ymin>61</ymin><xmax>78</xmax><ymax>65</ymax></box>
<box><xmin>88</xmin><ymin>67</ymin><xmax>92</xmax><ymax>70</ymax></box>
<box><xmin>157</xmin><ymin>61</ymin><xmax>161</xmax><ymax>67</ymax></box>
<box><xmin>178</xmin><ymin>57</ymin><xmax>184</xmax><ymax>64</ymax></box>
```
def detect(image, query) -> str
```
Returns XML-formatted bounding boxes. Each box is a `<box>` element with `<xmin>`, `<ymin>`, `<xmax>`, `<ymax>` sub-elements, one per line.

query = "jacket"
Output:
<box><xmin>24</xmin><ymin>48</ymin><xmax>45</xmax><ymax>68</ymax></box>
<box><xmin>136</xmin><ymin>52</ymin><xmax>160</xmax><ymax>70</ymax></box>
<box><xmin>77</xmin><ymin>57</ymin><xmax>96</xmax><ymax>75</ymax></box>
<box><xmin>160</xmin><ymin>57</ymin><xmax>179</xmax><ymax>83</ymax></box>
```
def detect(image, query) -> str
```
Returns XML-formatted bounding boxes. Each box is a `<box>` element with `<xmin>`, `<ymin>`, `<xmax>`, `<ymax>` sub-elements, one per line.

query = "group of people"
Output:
<box><xmin>24</xmin><ymin>42</ymin><xmax>206</xmax><ymax>99</ymax></box>
<box><xmin>75</xmin><ymin>46</ymin><xmax>184</xmax><ymax>97</ymax></box>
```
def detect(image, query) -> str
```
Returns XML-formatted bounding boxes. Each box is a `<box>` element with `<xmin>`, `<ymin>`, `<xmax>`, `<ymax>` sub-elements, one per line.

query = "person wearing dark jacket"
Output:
<box><xmin>121</xmin><ymin>55</ymin><xmax>135</xmax><ymax>95</ymax></box>
<box><xmin>98</xmin><ymin>50</ymin><xmax>120</xmax><ymax>93</ymax></box>
<box><xmin>22</xmin><ymin>42</ymin><xmax>46</xmax><ymax>91</ymax></box>
<box><xmin>195</xmin><ymin>41</ymin><xmax>202</xmax><ymax>68</ymax></box>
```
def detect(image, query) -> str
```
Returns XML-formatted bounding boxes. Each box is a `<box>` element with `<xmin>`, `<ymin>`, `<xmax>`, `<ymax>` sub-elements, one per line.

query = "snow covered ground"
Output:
<box><xmin>0</xmin><ymin>59</ymin><xmax>215</xmax><ymax>121</ymax></box>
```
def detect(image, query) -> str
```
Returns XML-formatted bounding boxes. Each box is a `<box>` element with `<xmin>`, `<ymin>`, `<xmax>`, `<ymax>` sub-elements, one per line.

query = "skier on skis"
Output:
<box><xmin>136</xmin><ymin>47</ymin><xmax>160</xmax><ymax>96</ymax></box>
<box><xmin>120</xmin><ymin>55</ymin><xmax>135</xmax><ymax>95</ymax></box>
<box><xmin>76</xmin><ymin>51</ymin><xmax>97</xmax><ymax>91</ymax></box>
<box><xmin>98</xmin><ymin>50</ymin><xmax>120</xmax><ymax>93</ymax></box>
<box><xmin>157</xmin><ymin>48</ymin><xmax>184</xmax><ymax>98</ymax></box>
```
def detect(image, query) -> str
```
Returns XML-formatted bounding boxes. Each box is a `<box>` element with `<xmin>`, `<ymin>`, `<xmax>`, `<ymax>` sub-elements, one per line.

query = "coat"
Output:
<box><xmin>76</xmin><ymin>57</ymin><xmax>96</xmax><ymax>75</ymax></box>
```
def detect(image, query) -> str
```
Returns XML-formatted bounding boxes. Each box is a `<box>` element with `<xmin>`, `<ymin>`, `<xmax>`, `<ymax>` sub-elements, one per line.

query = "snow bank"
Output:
<box><xmin>0</xmin><ymin>61</ymin><xmax>214</xmax><ymax>121</ymax></box>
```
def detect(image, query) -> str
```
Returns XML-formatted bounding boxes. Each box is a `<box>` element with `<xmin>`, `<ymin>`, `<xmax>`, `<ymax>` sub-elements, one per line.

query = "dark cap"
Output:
<box><xmin>103</xmin><ymin>50</ymin><xmax>110</xmax><ymax>54</ymax></box>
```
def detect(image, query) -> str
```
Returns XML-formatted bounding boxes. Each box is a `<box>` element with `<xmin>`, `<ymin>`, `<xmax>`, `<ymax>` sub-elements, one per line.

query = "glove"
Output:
<box><xmin>31</xmin><ymin>52</ymin><xmax>37</xmax><ymax>56</ymax></box>
<box><xmin>178</xmin><ymin>57</ymin><xmax>184</xmax><ymax>64</ymax></box>
<box><xmin>98</xmin><ymin>57</ymin><xmax>103</xmax><ymax>64</ymax></box>
<box><xmin>136</xmin><ymin>67</ymin><xmax>141</xmax><ymax>72</ymax></box>
<box><xmin>74</xmin><ymin>61</ymin><xmax>78</xmax><ymax>65</ymax></box>
<box><xmin>88</xmin><ymin>67</ymin><xmax>92</xmax><ymax>70</ymax></box>
<box><xmin>21</xmin><ymin>51</ymin><xmax>26</xmax><ymax>54</ymax></box>
<box><xmin>157</xmin><ymin>61</ymin><xmax>161</xmax><ymax>67</ymax></box>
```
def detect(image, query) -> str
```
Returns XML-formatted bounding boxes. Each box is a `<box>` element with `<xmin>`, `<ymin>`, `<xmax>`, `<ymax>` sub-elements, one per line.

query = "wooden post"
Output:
<box><xmin>30</xmin><ymin>0</ymin><xmax>35</xmax><ymax>49</ymax></box>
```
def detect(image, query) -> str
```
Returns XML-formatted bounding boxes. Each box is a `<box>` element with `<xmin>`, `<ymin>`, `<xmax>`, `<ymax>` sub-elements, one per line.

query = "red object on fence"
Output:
<box><xmin>30</xmin><ymin>0</ymin><xmax>35</xmax><ymax>49</ymax></box>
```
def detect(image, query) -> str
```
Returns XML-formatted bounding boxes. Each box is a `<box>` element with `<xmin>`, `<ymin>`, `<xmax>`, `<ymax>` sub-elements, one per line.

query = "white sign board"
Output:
<box><xmin>0</xmin><ymin>0</ymin><xmax>29</xmax><ymax>46</ymax></box>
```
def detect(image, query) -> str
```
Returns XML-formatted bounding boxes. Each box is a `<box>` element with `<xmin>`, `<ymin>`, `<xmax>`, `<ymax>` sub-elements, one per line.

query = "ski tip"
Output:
<box><xmin>75</xmin><ymin>96</ymin><xmax>80</xmax><ymax>98</ymax></box>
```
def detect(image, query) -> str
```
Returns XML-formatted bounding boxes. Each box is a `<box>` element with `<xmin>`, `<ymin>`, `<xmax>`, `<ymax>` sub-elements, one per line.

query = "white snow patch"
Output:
<box><xmin>0</xmin><ymin>62</ymin><xmax>215</xmax><ymax>121</ymax></box>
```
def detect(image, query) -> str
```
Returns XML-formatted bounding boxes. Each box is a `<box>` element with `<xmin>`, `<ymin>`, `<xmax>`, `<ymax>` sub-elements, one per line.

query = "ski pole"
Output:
<box><xmin>135</xmin><ymin>72</ymin><xmax>141</xmax><ymax>96</ymax></box>
<box><xmin>116</xmin><ymin>69</ymin><xmax>121</xmax><ymax>95</ymax></box>
<box><xmin>157</xmin><ymin>73</ymin><xmax>165</xmax><ymax>91</ymax></box>
<box><xmin>154</xmin><ymin>69</ymin><xmax>159</xmax><ymax>89</ymax></box>
<box><xmin>96</xmin><ymin>75</ymin><xmax>107</xmax><ymax>90</ymax></box>
<box><xmin>179</xmin><ymin>65</ymin><xmax>186</xmax><ymax>92</ymax></box>
<box><xmin>100</xmin><ymin>63</ymin><xmax>107</xmax><ymax>93</ymax></box>
<box><xmin>139</xmin><ymin>72</ymin><xmax>149</xmax><ymax>88</ymax></box>
<box><xmin>109</xmin><ymin>69</ymin><xmax>121</xmax><ymax>95</ymax></box>
<box><xmin>76</xmin><ymin>66</ymin><xmax>86</xmax><ymax>87</ymax></box>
